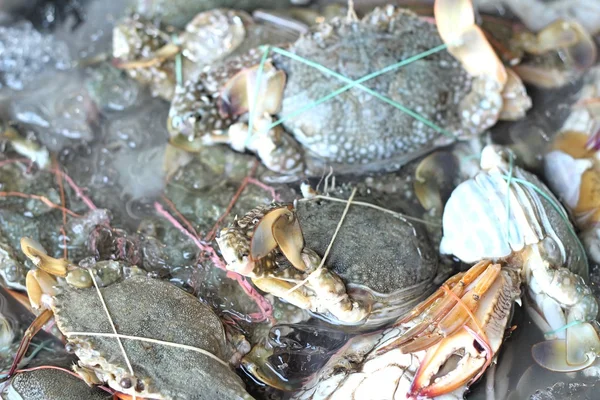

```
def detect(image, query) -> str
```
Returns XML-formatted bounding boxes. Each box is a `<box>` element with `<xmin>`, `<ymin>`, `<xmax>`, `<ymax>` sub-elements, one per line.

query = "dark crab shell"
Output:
<box><xmin>295</xmin><ymin>195</ymin><xmax>442</xmax><ymax>329</ymax></box>
<box><xmin>5</xmin><ymin>369</ymin><xmax>111</xmax><ymax>400</ymax></box>
<box><xmin>269</xmin><ymin>6</ymin><xmax>474</xmax><ymax>174</ymax></box>
<box><xmin>52</xmin><ymin>275</ymin><xmax>252</xmax><ymax>400</ymax></box>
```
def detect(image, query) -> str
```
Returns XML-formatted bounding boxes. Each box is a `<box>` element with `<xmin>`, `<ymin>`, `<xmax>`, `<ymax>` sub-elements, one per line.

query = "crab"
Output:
<box><xmin>7</xmin><ymin>238</ymin><xmax>254</xmax><ymax>400</ymax></box>
<box><xmin>288</xmin><ymin>144</ymin><xmax>599</xmax><ymax>399</ymax></box>
<box><xmin>479</xmin><ymin>16</ymin><xmax>598</xmax><ymax>89</ymax></box>
<box><xmin>2</xmin><ymin>368</ymin><xmax>112</xmax><ymax>399</ymax></box>
<box><xmin>112</xmin><ymin>8</ymin><xmax>299</xmax><ymax>101</ymax></box>
<box><xmin>167</xmin><ymin>0</ymin><xmax>532</xmax><ymax>177</ymax></box>
<box><xmin>216</xmin><ymin>189</ymin><xmax>445</xmax><ymax>330</ymax></box>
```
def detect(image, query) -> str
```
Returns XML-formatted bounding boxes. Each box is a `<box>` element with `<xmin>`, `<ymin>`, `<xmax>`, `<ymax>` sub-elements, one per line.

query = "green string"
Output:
<box><xmin>268</xmin><ymin>46</ymin><xmax>454</xmax><ymax>138</ymax></box>
<box><xmin>247</xmin><ymin>46</ymin><xmax>271</xmax><ymax>139</ymax></box>
<box><xmin>172</xmin><ymin>34</ymin><xmax>183</xmax><ymax>88</ymax></box>
<box><xmin>500</xmin><ymin>175</ymin><xmax>589</xmax><ymax>268</ymax></box>
<box><xmin>267</xmin><ymin>44</ymin><xmax>449</xmax><ymax>132</ymax></box>
<box><xmin>544</xmin><ymin>319</ymin><xmax>583</xmax><ymax>337</ymax></box>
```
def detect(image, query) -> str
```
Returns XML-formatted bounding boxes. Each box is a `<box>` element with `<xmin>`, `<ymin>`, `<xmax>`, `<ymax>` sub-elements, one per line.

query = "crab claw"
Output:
<box><xmin>434</xmin><ymin>0</ymin><xmax>507</xmax><ymax>86</ymax></box>
<box><xmin>531</xmin><ymin>334</ymin><xmax>598</xmax><ymax>373</ymax></box>
<box><xmin>410</xmin><ymin>328</ymin><xmax>488</xmax><ymax>397</ymax></box>
<box><xmin>20</xmin><ymin>237</ymin><xmax>68</xmax><ymax>278</ymax></box>
<box><xmin>218</xmin><ymin>62</ymin><xmax>287</xmax><ymax>119</ymax></box>
<box><xmin>518</xmin><ymin>20</ymin><xmax>597</xmax><ymax>70</ymax></box>
<box><xmin>398</xmin><ymin>262</ymin><xmax>520</xmax><ymax>398</ymax></box>
<box><xmin>251</xmin><ymin>205</ymin><xmax>307</xmax><ymax>271</ymax></box>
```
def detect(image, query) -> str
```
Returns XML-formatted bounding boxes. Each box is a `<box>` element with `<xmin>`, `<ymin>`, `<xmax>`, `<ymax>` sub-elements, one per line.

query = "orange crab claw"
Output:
<box><xmin>400</xmin><ymin>263</ymin><xmax>500</xmax><ymax>354</ymax></box>
<box><xmin>381</xmin><ymin>261</ymin><xmax>491</xmax><ymax>355</ymax></box>
<box><xmin>406</xmin><ymin>263</ymin><xmax>520</xmax><ymax>399</ymax></box>
<box><xmin>409</xmin><ymin>328</ymin><xmax>488</xmax><ymax>397</ymax></box>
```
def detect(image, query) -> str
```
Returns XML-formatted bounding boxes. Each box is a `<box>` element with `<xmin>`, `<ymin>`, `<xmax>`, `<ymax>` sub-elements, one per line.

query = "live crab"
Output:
<box><xmin>6</xmin><ymin>238</ymin><xmax>254</xmax><ymax>400</ymax></box>
<box><xmin>167</xmin><ymin>0</ymin><xmax>535</xmax><ymax>177</ymax></box>
<box><xmin>223</xmin><ymin>145</ymin><xmax>600</xmax><ymax>399</ymax></box>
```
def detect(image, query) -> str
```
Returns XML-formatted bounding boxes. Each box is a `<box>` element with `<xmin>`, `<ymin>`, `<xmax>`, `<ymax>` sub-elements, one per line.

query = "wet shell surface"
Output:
<box><xmin>440</xmin><ymin>145</ymin><xmax>588</xmax><ymax>279</ymax></box>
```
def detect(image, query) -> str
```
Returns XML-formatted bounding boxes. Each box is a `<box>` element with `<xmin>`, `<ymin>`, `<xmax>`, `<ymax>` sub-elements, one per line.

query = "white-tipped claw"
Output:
<box><xmin>434</xmin><ymin>0</ymin><xmax>475</xmax><ymax>44</ymax></box>
<box><xmin>272</xmin><ymin>214</ymin><xmax>306</xmax><ymax>272</ymax></box>
<box><xmin>26</xmin><ymin>270</ymin><xmax>58</xmax><ymax>310</ymax></box>
<box><xmin>20</xmin><ymin>237</ymin><xmax>68</xmax><ymax>277</ymax></box>
<box><xmin>219</xmin><ymin>62</ymin><xmax>286</xmax><ymax>119</ymax></box>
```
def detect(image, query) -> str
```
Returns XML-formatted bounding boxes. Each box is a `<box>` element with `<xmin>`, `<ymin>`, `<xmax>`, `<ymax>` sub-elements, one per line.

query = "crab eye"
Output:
<box><xmin>120</xmin><ymin>377</ymin><xmax>132</xmax><ymax>389</ymax></box>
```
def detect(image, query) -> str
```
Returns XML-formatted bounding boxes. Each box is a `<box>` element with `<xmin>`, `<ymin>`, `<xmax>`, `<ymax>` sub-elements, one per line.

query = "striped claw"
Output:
<box><xmin>381</xmin><ymin>260</ymin><xmax>521</xmax><ymax>398</ymax></box>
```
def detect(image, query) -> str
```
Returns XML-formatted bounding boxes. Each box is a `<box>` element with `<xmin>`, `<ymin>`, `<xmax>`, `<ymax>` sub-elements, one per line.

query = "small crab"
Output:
<box><xmin>291</xmin><ymin>144</ymin><xmax>600</xmax><ymax>399</ymax></box>
<box><xmin>2</xmin><ymin>368</ymin><xmax>112</xmax><ymax>400</ymax></box>
<box><xmin>216</xmin><ymin>190</ymin><xmax>444</xmax><ymax>330</ymax></box>
<box><xmin>7</xmin><ymin>238</ymin><xmax>254</xmax><ymax>400</ymax></box>
<box><xmin>112</xmin><ymin>8</ymin><xmax>299</xmax><ymax>100</ymax></box>
<box><xmin>168</xmin><ymin>0</ymin><xmax>531</xmax><ymax>177</ymax></box>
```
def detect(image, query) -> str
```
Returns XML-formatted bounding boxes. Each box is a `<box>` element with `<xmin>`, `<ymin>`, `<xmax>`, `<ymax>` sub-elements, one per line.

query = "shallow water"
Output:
<box><xmin>0</xmin><ymin>0</ymin><xmax>599</xmax><ymax>399</ymax></box>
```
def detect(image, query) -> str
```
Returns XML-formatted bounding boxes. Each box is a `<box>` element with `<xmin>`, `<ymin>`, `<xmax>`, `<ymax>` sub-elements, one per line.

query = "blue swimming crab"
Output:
<box><xmin>288</xmin><ymin>145</ymin><xmax>599</xmax><ymax>399</ymax></box>
<box><xmin>168</xmin><ymin>0</ymin><xmax>532</xmax><ymax>177</ymax></box>
<box><xmin>7</xmin><ymin>238</ymin><xmax>254</xmax><ymax>400</ymax></box>
<box><xmin>216</xmin><ymin>192</ymin><xmax>445</xmax><ymax>330</ymax></box>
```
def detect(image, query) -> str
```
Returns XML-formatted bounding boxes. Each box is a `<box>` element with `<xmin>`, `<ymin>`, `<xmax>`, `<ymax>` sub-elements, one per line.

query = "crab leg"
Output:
<box><xmin>434</xmin><ymin>0</ymin><xmax>507</xmax><ymax>86</ymax></box>
<box><xmin>408</xmin><ymin>268</ymin><xmax>520</xmax><ymax>398</ymax></box>
<box><xmin>400</xmin><ymin>263</ymin><xmax>500</xmax><ymax>354</ymax></box>
<box><xmin>378</xmin><ymin>261</ymin><xmax>491</xmax><ymax>354</ymax></box>
<box><xmin>7</xmin><ymin>309</ymin><xmax>53</xmax><ymax>377</ymax></box>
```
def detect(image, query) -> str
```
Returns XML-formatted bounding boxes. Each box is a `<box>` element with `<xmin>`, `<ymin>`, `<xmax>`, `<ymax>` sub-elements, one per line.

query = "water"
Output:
<box><xmin>0</xmin><ymin>0</ymin><xmax>599</xmax><ymax>399</ymax></box>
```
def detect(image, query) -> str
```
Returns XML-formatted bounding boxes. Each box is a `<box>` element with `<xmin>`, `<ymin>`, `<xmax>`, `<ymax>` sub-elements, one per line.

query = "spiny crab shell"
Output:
<box><xmin>168</xmin><ymin>4</ymin><xmax>531</xmax><ymax>177</ymax></box>
<box><xmin>216</xmin><ymin>190</ymin><xmax>445</xmax><ymax>330</ymax></box>
<box><xmin>112</xmin><ymin>8</ymin><xmax>297</xmax><ymax>101</ymax></box>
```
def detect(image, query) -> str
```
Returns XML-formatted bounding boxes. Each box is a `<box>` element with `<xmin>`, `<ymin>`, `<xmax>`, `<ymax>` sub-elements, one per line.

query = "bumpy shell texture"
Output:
<box><xmin>295</xmin><ymin>195</ymin><xmax>440</xmax><ymax>326</ymax></box>
<box><xmin>53</xmin><ymin>276</ymin><xmax>251</xmax><ymax>400</ymax></box>
<box><xmin>272</xmin><ymin>6</ymin><xmax>472</xmax><ymax>172</ymax></box>
<box><xmin>8</xmin><ymin>369</ymin><xmax>111</xmax><ymax>400</ymax></box>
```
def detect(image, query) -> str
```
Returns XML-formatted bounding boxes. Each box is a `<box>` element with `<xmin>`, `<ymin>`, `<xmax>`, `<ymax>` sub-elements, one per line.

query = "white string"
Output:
<box><xmin>283</xmin><ymin>187</ymin><xmax>357</xmax><ymax>295</ymax></box>
<box><xmin>298</xmin><ymin>195</ymin><xmax>440</xmax><ymax>226</ymax></box>
<box><xmin>87</xmin><ymin>270</ymin><xmax>136</xmax><ymax>399</ymax></box>
<box><xmin>64</xmin><ymin>331</ymin><xmax>229</xmax><ymax>368</ymax></box>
